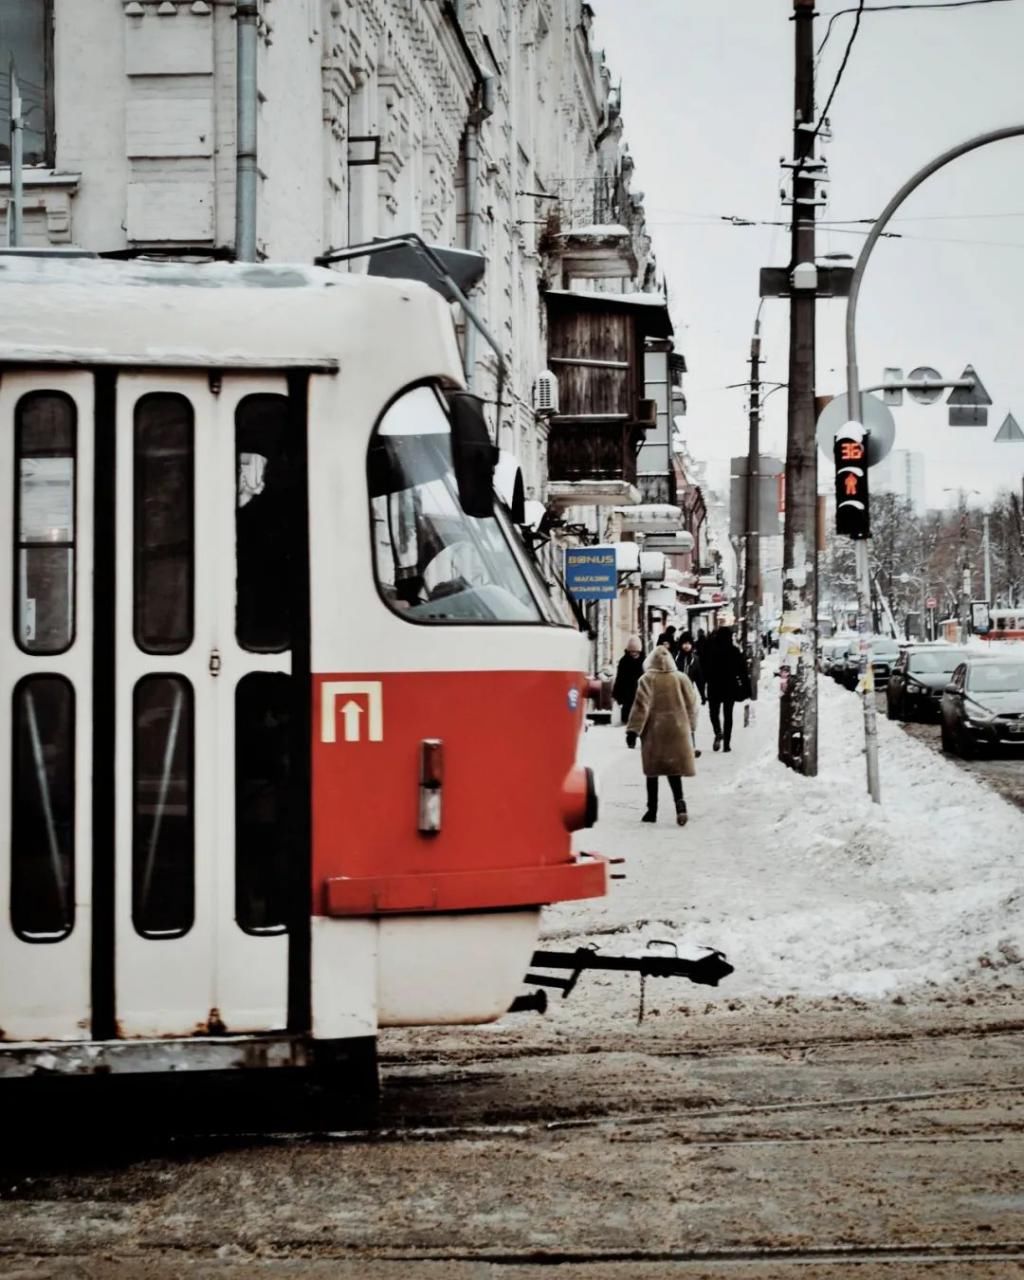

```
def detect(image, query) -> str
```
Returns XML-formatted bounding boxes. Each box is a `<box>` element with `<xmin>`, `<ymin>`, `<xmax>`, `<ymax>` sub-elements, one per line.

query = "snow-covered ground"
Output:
<box><xmin>549</xmin><ymin>676</ymin><xmax>1024</xmax><ymax>1002</ymax></box>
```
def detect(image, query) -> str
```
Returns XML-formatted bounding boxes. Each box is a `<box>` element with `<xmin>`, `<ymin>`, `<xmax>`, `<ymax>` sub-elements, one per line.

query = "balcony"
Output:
<box><xmin>544</xmin><ymin>289</ymin><xmax>672</xmax><ymax>508</ymax></box>
<box><xmin>546</xmin><ymin>417</ymin><xmax>646</xmax><ymax>508</ymax></box>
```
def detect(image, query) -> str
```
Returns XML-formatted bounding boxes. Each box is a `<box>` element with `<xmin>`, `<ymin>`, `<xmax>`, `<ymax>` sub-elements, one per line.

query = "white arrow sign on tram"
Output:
<box><xmin>321</xmin><ymin>681</ymin><xmax>384</xmax><ymax>743</ymax></box>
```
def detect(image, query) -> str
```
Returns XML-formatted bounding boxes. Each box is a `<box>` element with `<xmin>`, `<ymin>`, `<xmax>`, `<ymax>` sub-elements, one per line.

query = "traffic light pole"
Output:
<box><xmin>844</xmin><ymin>123</ymin><xmax>1024</xmax><ymax>804</ymax></box>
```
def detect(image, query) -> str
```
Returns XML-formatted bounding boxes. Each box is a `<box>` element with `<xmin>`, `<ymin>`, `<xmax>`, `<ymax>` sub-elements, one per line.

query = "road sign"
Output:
<box><xmin>948</xmin><ymin>364</ymin><xmax>991</xmax><ymax>427</ymax></box>
<box><xmin>729</xmin><ymin>454</ymin><xmax>784</xmax><ymax>538</ymax></box>
<box><xmin>759</xmin><ymin>265</ymin><xmax>853</xmax><ymax>299</ymax></box>
<box><xmin>565</xmin><ymin>546</ymin><xmax>618</xmax><ymax>600</ymax></box>
<box><xmin>947</xmin><ymin>364</ymin><xmax>992</xmax><ymax>405</ymax></box>
<box><xmin>926</xmin><ymin>596</ymin><xmax>937</xmax><ymax>609</ymax></box>
<box><xmin>816</xmin><ymin>392</ymin><xmax>895</xmax><ymax>467</ymax></box>
<box><xmin>994</xmin><ymin>412</ymin><xmax>1024</xmax><ymax>443</ymax></box>
<box><xmin>949</xmin><ymin>406</ymin><xmax>988</xmax><ymax>427</ymax></box>
<box><xmin>882</xmin><ymin>368</ymin><xmax>903</xmax><ymax>407</ymax></box>
<box><xmin>906</xmin><ymin>366</ymin><xmax>944</xmax><ymax>404</ymax></box>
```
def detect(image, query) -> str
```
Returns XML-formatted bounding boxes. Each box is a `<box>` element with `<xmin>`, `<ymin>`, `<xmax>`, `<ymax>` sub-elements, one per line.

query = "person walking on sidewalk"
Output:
<box><xmin>701</xmin><ymin>625</ymin><xmax>751</xmax><ymax>753</ymax></box>
<box><xmin>675</xmin><ymin>632</ymin><xmax>706</xmax><ymax>758</ymax></box>
<box><xmin>612</xmin><ymin>635</ymin><xmax>645</xmax><ymax>724</ymax></box>
<box><xmin>625</xmin><ymin>645</ymin><xmax>699</xmax><ymax>826</ymax></box>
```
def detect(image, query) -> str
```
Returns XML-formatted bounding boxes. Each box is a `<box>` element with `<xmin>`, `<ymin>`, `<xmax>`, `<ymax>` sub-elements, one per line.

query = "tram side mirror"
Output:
<box><xmin>494</xmin><ymin>451</ymin><xmax>526</xmax><ymax>525</ymax></box>
<box><xmin>448</xmin><ymin>391</ymin><xmax>497</xmax><ymax>519</ymax></box>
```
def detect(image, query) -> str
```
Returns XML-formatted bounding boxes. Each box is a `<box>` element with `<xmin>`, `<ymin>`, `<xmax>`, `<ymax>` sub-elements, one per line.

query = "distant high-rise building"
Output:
<box><xmin>871</xmin><ymin>449</ymin><xmax>925</xmax><ymax>514</ymax></box>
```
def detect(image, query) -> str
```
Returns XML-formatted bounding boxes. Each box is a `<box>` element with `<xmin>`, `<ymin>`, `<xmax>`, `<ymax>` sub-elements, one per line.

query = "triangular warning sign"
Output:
<box><xmin>994</xmin><ymin>413</ymin><xmax>1024</xmax><ymax>442</ymax></box>
<box><xmin>947</xmin><ymin>364</ymin><xmax>993</xmax><ymax>406</ymax></box>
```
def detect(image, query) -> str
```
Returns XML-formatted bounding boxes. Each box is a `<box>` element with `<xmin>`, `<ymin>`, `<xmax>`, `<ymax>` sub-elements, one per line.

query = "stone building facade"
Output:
<box><xmin>0</xmin><ymin>0</ymin><xmax>715</xmax><ymax>664</ymax></box>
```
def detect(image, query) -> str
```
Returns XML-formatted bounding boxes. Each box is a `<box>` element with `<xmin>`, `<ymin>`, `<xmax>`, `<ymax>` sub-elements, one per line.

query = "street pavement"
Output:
<box><xmin>2</xmin><ymin>680</ymin><xmax>1022</xmax><ymax>1278</ymax></box>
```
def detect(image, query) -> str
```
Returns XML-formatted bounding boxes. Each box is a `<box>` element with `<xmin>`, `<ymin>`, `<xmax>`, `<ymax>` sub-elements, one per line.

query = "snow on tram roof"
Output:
<box><xmin>0</xmin><ymin>256</ymin><xmax>457</xmax><ymax>372</ymax></box>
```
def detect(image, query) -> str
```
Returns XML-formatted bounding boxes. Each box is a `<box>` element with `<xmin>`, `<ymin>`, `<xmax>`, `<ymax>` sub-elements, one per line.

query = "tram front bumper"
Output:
<box><xmin>322</xmin><ymin>852</ymin><xmax>609</xmax><ymax>916</ymax></box>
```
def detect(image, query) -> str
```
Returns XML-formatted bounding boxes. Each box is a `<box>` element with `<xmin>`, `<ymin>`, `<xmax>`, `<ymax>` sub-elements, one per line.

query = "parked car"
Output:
<box><xmin>820</xmin><ymin>636</ymin><xmax>853</xmax><ymax>675</ymax></box>
<box><xmin>837</xmin><ymin>636</ymin><xmax>901</xmax><ymax>690</ymax></box>
<box><xmin>886</xmin><ymin>645</ymin><xmax>969</xmax><ymax>722</ymax></box>
<box><xmin>940</xmin><ymin>657</ymin><xmax>1024</xmax><ymax>757</ymax></box>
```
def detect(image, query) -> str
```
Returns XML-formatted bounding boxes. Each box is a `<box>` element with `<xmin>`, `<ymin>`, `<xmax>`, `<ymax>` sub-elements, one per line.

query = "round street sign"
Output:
<box><xmin>816</xmin><ymin>392</ymin><xmax>896</xmax><ymax>467</ymax></box>
<box><xmin>926</xmin><ymin>596</ymin><xmax>937</xmax><ymax>609</ymax></box>
<box><xmin>906</xmin><ymin>366</ymin><xmax>944</xmax><ymax>405</ymax></box>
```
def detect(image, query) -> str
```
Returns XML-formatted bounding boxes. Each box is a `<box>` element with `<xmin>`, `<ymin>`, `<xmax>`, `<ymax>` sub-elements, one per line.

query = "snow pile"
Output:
<box><xmin>550</xmin><ymin>677</ymin><xmax>1023</xmax><ymax>1000</ymax></box>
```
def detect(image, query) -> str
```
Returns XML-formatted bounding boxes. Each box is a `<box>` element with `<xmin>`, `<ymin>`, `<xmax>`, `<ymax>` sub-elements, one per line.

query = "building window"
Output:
<box><xmin>11</xmin><ymin>675</ymin><xmax>75</xmax><ymax>942</ymax></box>
<box><xmin>14</xmin><ymin>391</ymin><xmax>76</xmax><ymax>655</ymax></box>
<box><xmin>132</xmin><ymin>675</ymin><xmax>194</xmax><ymax>939</ymax></box>
<box><xmin>0</xmin><ymin>1</ymin><xmax>55</xmax><ymax>167</ymax></box>
<box><xmin>134</xmin><ymin>394</ymin><xmax>194</xmax><ymax>655</ymax></box>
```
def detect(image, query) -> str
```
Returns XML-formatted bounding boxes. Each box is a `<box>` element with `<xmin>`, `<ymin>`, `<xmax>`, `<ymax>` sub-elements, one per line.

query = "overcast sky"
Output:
<box><xmin>591</xmin><ymin>0</ymin><xmax>1024</xmax><ymax>510</ymax></box>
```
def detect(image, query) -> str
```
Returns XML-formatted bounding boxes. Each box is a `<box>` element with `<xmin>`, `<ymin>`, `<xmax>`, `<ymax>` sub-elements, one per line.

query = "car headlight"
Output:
<box><xmin>905</xmin><ymin>677</ymin><xmax>927</xmax><ymax>692</ymax></box>
<box><xmin>965</xmin><ymin>699</ymin><xmax>995</xmax><ymax>724</ymax></box>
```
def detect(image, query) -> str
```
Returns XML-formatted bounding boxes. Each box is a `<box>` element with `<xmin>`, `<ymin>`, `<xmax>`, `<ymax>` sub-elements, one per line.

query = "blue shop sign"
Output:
<box><xmin>565</xmin><ymin>546</ymin><xmax>618</xmax><ymax>600</ymax></box>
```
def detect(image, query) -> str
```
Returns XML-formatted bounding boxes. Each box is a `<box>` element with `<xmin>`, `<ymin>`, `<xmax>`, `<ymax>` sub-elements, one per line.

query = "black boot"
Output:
<box><xmin>675</xmin><ymin>799</ymin><xmax>688</xmax><ymax>827</ymax></box>
<box><xmin>713</xmin><ymin>735</ymin><xmax>722</xmax><ymax>752</ymax></box>
<box><xmin>641</xmin><ymin>809</ymin><xmax>657</xmax><ymax>823</ymax></box>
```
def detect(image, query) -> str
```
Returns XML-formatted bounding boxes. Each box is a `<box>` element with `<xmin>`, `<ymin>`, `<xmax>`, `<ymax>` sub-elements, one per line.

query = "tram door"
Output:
<box><xmin>114</xmin><ymin>373</ymin><xmax>298</xmax><ymax>1037</ymax></box>
<box><xmin>0</xmin><ymin>372</ymin><xmax>95</xmax><ymax>1041</ymax></box>
<box><xmin>1</xmin><ymin>370</ymin><xmax>302</xmax><ymax>1044</ymax></box>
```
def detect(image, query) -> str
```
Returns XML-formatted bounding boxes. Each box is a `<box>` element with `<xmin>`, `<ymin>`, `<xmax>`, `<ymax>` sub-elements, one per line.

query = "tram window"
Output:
<box><xmin>368</xmin><ymin>386</ymin><xmax>544</xmax><ymax>624</ymax></box>
<box><xmin>11</xmin><ymin>676</ymin><xmax>75</xmax><ymax>941</ymax></box>
<box><xmin>236</xmin><ymin>394</ymin><xmax>292</xmax><ymax>653</ymax></box>
<box><xmin>235</xmin><ymin>673</ymin><xmax>290</xmax><ymax>935</ymax></box>
<box><xmin>134</xmin><ymin>394</ymin><xmax>194</xmax><ymax>654</ymax></box>
<box><xmin>132</xmin><ymin>675</ymin><xmax>194</xmax><ymax>939</ymax></box>
<box><xmin>14</xmin><ymin>391</ymin><xmax>76</xmax><ymax>654</ymax></box>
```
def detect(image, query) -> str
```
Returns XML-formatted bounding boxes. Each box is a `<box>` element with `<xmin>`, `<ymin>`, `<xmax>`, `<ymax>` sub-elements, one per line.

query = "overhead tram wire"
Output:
<box><xmin>817</xmin><ymin>0</ymin><xmax>1022</xmax><ymax>59</ymax></box>
<box><xmin>799</xmin><ymin>0</ymin><xmax>866</xmax><ymax>172</ymax></box>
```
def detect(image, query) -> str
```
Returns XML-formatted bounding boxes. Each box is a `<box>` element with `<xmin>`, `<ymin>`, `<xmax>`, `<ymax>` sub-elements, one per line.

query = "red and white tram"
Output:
<box><xmin>0</xmin><ymin>255</ymin><xmax>605</xmax><ymax>1083</ymax></box>
<box><xmin>982</xmin><ymin>607</ymin><xmax>1024</xmax><ymax>643</ymax></box>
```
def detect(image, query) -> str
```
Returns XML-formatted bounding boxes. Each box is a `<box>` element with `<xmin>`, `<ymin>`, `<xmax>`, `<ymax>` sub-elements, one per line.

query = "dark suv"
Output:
<box><xmin>940</xmin><ymin>657</ymin><xmax>1024</xmax><ymax>756</ymax></box>
<box><xmin>838</xmin><ymin>636</ymin><xmax>901</xmax><ymax>690</ymax></box>
<box><xmin>886</xmin><ymin>645</ymin><xmax>969</xmax><ymax>722</ymax></box>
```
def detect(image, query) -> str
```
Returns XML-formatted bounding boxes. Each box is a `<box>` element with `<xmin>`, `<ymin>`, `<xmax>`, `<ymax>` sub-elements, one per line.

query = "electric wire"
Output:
<box><xmin>802</xmin><ymin>0</ymin><xmax>867</xmax><ymax>168</ymax></box>
<box><xmin>818</xmin><ymin>0</ymin><xmax>1022</xmax><ymax>59</ymax></box>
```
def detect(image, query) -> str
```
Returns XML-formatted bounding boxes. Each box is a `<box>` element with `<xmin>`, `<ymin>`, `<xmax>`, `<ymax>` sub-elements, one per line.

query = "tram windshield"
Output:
<box><xmin>369</xmin><ymin>386</ymin><xmax>545</xmax><ymax>623</ymax></box>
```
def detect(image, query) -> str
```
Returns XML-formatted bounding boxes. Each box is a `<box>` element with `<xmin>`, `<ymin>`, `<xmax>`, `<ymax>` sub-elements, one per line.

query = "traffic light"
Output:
<box><xmin>834</xmin><ymin>426</ymin><xmax>870</xmax><ymax>539</ymax></box>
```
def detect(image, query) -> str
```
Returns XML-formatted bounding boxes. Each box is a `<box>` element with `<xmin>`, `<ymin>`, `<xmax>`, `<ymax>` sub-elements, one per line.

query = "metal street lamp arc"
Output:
<box><xmin>844</xmin><ymin>124</ymin><xmax>1024</xmax><ymax>805</ymax></box>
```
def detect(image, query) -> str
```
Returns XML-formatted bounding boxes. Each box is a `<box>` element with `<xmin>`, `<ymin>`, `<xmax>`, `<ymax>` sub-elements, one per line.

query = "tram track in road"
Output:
<box><xmin>381</xmin><ymin>1012</ymin><xmax>1024</xmax><ymax>1069</ymax></box>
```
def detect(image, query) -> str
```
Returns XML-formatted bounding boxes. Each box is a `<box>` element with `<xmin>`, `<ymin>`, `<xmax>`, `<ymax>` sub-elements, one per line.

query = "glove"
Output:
<box><xmin>625</xmin><ymin>731</ymin><xmax>637</xmax><ymax>749</ymax></box>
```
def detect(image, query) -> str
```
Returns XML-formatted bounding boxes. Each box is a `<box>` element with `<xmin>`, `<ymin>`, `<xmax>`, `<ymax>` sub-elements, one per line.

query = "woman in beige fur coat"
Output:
<box><xmin>625</xmin><ymin>645</ymin><xmax>699</xmax><ymax>826</ymax></box>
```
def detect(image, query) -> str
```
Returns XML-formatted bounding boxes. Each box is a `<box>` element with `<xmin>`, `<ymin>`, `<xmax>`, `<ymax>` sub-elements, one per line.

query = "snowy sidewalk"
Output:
<box><xmin>548</xmin><ymin>676</ymin><xmax>1024</xmax><ymax>1001</ymax></box>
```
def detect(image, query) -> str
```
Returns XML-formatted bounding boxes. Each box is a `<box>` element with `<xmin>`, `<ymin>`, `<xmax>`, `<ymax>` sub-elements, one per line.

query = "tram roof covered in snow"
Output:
<box><xmin>0</xmin><ymin>256</ymin><xmax>461</xmax><ymax>374</ymax></box>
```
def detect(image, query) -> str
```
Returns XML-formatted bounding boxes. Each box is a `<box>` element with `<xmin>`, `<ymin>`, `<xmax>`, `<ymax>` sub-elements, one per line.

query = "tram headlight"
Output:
<box><xmin>561</xmin><ymin>765</ymin><xmax>598</xmax><ymax>832</ymax></box>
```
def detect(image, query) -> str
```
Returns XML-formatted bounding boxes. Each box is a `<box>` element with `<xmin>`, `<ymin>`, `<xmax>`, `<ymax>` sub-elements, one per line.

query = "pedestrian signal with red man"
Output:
<box><xmin>834</xmin><ymin>425</ymin><xmax>870</xmax><ymax>539</ymax></box>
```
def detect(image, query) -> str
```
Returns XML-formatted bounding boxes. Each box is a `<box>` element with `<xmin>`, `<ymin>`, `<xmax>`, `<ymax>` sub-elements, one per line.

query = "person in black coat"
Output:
<box><xmin>675</xmin><ymin>632</ymin><xmax>706</xmax><ymax>757</ymax></box>
<box><xmin>612</xmin><ymin>635</ymin><xmax>645</xmax><ymax>724</ymax></box>
<box><xmin>701</xmin><ymin>626</ymin><xmax>751</xmax><ymax>753</ymax></box>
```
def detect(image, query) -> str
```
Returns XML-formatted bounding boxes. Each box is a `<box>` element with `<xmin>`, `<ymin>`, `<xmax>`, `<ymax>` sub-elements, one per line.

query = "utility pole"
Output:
<box><xmin>742</xmin><ymin>321</ymin><xmax>762</xmax><ymax>697</ymax></box>
<box><xmin>778</xmin><ymin>0</ymin><xmax>818</xmax><ymax>775</ymax></box>
<box><xmin>959</xmin><ymin>498</ymin><xmax>970</xmax><ymax>636</ymax></box>
<box><xmin>8</xmin><ymin>60</ymin><xmax>23</xmax><ymax>247</ymax></box>
<box><xmin>983</xmin><ymin>510</ymin><xmax>992</xmax><ymax>602</ymax></box>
